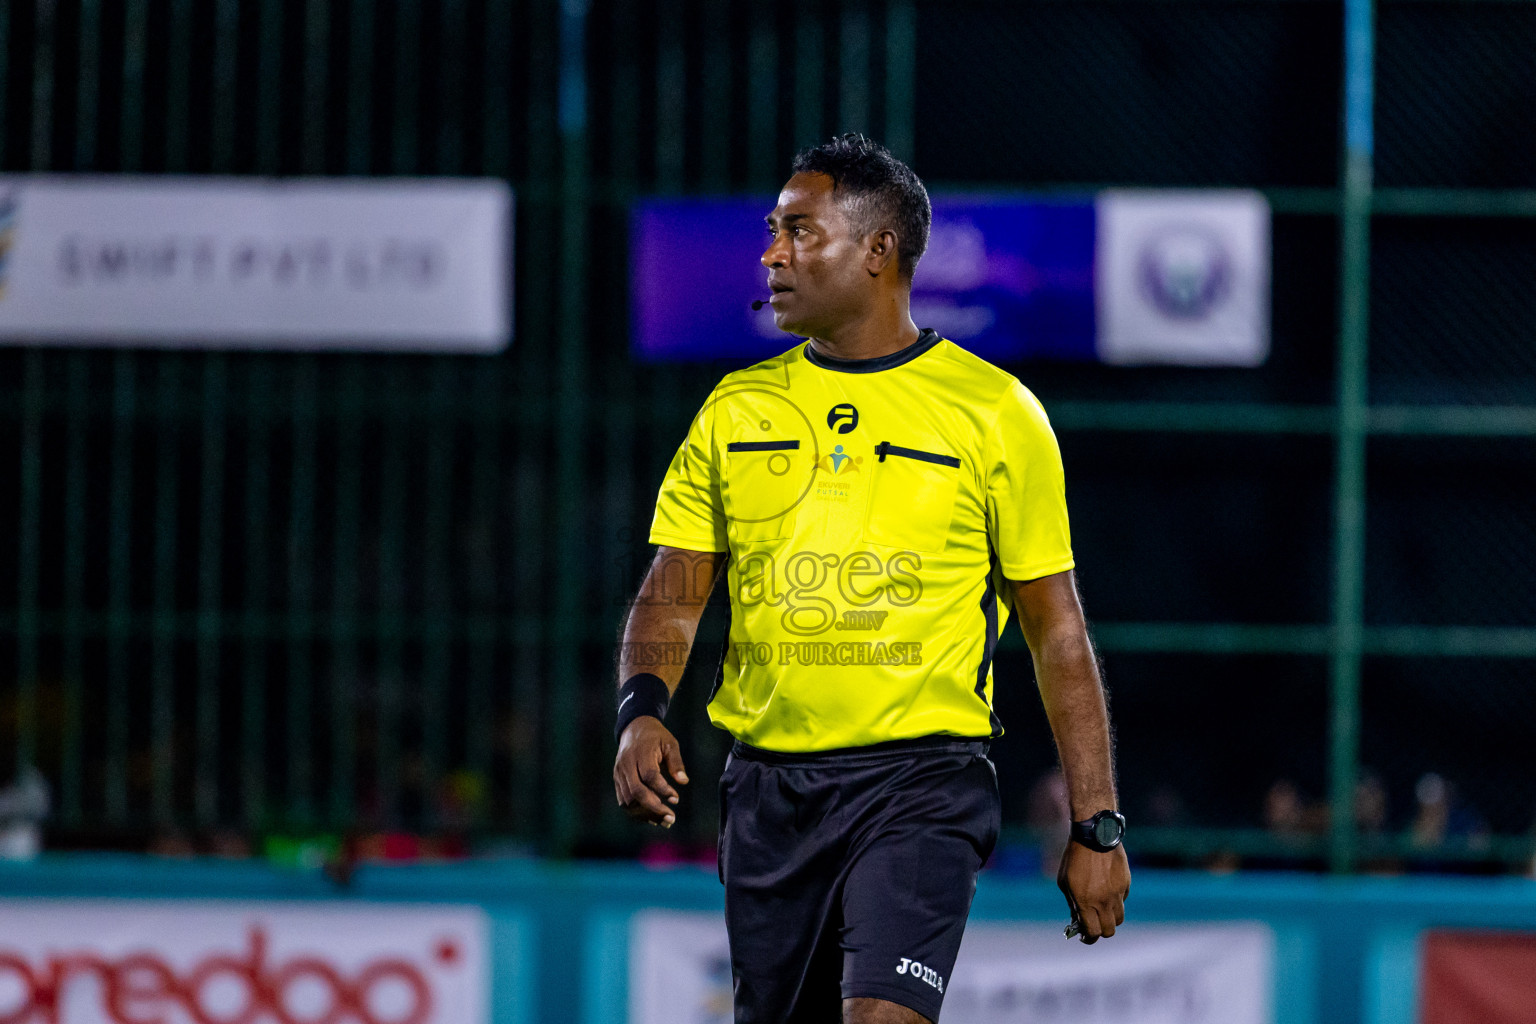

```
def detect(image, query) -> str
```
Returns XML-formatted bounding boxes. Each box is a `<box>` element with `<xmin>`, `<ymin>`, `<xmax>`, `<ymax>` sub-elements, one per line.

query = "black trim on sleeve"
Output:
<box><xmin>802</xmin><ymin>328</ymin><xmax>942</xmax><ymax>373</ymax></box>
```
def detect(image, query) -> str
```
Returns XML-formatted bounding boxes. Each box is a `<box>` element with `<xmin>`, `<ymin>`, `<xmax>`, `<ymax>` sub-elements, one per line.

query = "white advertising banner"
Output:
<box><xmin>0</xmin><ymin>900</ymin><xmax>490</xmax><ymax>1024</ymax></box>
<box><xmin>943</xmin><ymin>922</ymin><xmax>1274</xmax><ymax>1024</ymax></box>
<box><xmin>1095</xmin><ymin>190</ymin><xmax>1270</xmax><ymax>366</ymax></box>
<box><xmin>630</xmin><ymin>911</ymin><xmax>735</xmax><ymax>1024</ymax></box>
<box><xmin>0</xmin><ymin>176</ymin><xmax>511</xmax><ymax>351</ymax></box>
<box><xmin>629</xmin><ymin>912</ymin><xmax>1273</xmax><ymax>1024</ymax></box>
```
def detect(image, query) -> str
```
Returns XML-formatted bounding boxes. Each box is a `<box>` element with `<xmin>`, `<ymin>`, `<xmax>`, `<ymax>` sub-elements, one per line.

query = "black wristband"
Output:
<box><xmin>615</xmin><ymin>673</ymin><xmax>671</xmax><ymax>742</ymax></box>
<box><xmin>1070</xmin><ymin>810</ymin><xmax>1127</xmax><ymax>852</ymax></box>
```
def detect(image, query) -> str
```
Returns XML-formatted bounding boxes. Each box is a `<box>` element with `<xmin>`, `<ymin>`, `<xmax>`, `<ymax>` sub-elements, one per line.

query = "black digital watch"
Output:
<box><xmin>1070</xmin><ymin>810</ymin><xmax>1127</xmax><ymax>852</ymax></box>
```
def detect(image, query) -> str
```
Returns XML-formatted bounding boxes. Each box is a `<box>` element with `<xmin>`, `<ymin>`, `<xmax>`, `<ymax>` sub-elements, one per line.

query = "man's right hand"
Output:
<box><xmin>613</xmin><ymin>717</ymin><xmax>690</xmax><ymax>827</ymax></box>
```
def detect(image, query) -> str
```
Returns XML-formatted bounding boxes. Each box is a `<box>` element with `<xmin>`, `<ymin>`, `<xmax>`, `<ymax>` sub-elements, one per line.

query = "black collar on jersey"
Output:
<box><xmin>802</xmin><ymin>327</ymin><xmax>942</xmax><ymax>374</ymax></box>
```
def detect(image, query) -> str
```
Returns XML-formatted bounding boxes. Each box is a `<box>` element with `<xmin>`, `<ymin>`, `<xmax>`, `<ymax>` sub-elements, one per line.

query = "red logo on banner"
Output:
<box><xmin>0</xmin><ymin>927</ymin><xmax>440</xmax><ymax>1024</ymax></box>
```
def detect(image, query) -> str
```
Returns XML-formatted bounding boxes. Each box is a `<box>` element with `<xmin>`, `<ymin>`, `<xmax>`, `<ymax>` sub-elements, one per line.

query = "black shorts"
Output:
<box><xmin>718</xmin><ymin>736</ymin><xmax>1001</xmax><ymax>1024</ymax></box>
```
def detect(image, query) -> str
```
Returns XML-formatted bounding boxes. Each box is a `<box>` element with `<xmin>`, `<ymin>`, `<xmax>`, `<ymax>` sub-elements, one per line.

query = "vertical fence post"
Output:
<box><xmin>794</xmin><ymin>2</ymin><xmax>824</xmax><ymax>149</ymax></box>
<box><xmin>60</xmin><ymin>355</ymin><xmax>88</xmax><ymax>827</ymax></box>
<box><xmin>700</xmin><ymin>1</ymin><xmax>730</xmax><ymax>192</ymax></box>
<box><xmin>196</xmin><ymin>357</ymin><xmax>227</xmax><ymax>828</ymax></box>
<box><xmin>420</xmin><ymin>363</ymin><xmax>455</xmax><ymax>829</ymax></box>
<box><xmin>16</xmin><ymin>353</ymin><xmax>43</xmax><ymax>780</ymax></box>
<box><xmin>301</xmin><ymin>0</ymin><xmax>328</xmax><ymax>173</ymax></box>
<box><xmin>105</xmin><ymin>354</ymin><xmax>136</xmax><ymax>826</ymax></box>
<box><xmin>75</xmin><ymin>0</ymin><xmax>102</xmax><ymax>170</ymax></box>
<box><xmin>286</xmin><ymin>363</ymin><xmax>318</xmax><ymax>828</ymax></box>
<box><xmin>255</xmin><ymin>0</ymin><xmax>285</xmax><ymax>174</ymax></box>
<box><xmin>838</xmin><ymin>2</ymin><xmax>870</xmax><ymax>134</ymax></box>
<box><xmin>242</xmin><ymin>363</ymin><xmax>272</xmax><ymax>832</ymax></box>
<box><xmin>165</xmin><ymin>0</ymin><xmax>192</xmax><ymax>171</ymax></box>
<box><xmin>17</xmin><ymin>0</ymin><xmax>55</xmax><ymax>792</ymax></box>
<box><xmin>30</xmin><ymin>0</ymin><xmax>55</xmax><ymax>170</ymax></box>
<box><xmin>883</xmin><ymin>0</ymin><xmax>916</xmax><ymax>164</ymax></box>
<box><xmin>473</xmin><ymin>0</ymin><xmax>513</xmax><ymax>829</ymax></box>
<box><xmin>328</xmin><ymin>365</ymin><xmax>364</xmax><ymax>829</ymax></box>
<box><xmin>375</xmin><ymin>367</ymin><xmax>409</xmax><ymax>828</ymax></box>
<box><xmin>513</xmin><ymin>0</ymin><xmax>556</xmax><ymax>846</ymax></box>
<box><xmin>0</xmin><ymin>0</ymin><xmax>9</xmax><ymax>168</ymax></box>
<box><xmin>150</xmin><ymin>357</ymin><xmax>183</xmax><ymax>829</ymax></box>
<box><xmin>211</xmin><ymin>0</ymin><xmax>238</xmax><ymax>171</ymax></box>
<box><xmin>1330</xmin><ymin>0</ymin><xmax>1375</xmax><ymax>875</ymax></box>
<box><xmin>549</xmin><ymin>0</ymin><xmax>591</xmax><ymax>858</ymax></box>
<box><xmin>747</xmin><ymin>4</ymin><xmax>778</xmax><ymax>189</ymax></box>
<box><xmin>655</xmin><ymin>0</ymin><xmax>684</xmax><ymax>194</ymax></box>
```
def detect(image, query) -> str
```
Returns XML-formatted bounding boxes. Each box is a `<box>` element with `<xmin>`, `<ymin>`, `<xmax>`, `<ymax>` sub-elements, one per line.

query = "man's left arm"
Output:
<box><xmin>1011</xmin><ymin>568</ymin><xmax>1131</xmax><ymax>943</ymax></box>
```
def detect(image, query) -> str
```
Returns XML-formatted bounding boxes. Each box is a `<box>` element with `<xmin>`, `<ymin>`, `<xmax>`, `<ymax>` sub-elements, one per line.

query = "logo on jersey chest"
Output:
<box><xmin>827</xmin><ymin>403</ymin><xmax>859</xmax><ymax>433</ymax></box>
<box><xmin>816</xmin><ymin>404</ymin><xmax>864</xmax><ymax>500</ymax></box>
<box><xmin>816</xmin><ymin>443</ymin><xmax>862</xmax><ymax>476</ymax></box>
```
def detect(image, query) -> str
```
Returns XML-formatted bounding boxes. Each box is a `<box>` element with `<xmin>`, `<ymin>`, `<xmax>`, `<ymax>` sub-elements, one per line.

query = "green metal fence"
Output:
<box><xmin>0</xmin><ymin>0</ymin><xmax>1532</xmax><ymax>870</ymax></box>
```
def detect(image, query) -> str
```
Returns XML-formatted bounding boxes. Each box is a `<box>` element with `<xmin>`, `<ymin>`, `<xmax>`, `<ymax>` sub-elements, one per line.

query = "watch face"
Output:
<box><xmin>1093</xmin><ymin>814</ymin><xmax>1123</xmax><ymax>846</ymax></box>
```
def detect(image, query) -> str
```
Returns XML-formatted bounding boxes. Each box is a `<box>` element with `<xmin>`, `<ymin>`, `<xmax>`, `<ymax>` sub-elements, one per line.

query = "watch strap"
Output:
<box><xmin>1070</xmin><ymin>810</ymin><xmax>1126</xmax><ymax>852</ymax></box>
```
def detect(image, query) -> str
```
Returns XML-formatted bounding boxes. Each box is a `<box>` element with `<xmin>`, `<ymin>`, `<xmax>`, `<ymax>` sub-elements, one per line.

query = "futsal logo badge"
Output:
<box><xmin>827</xmin><ymin>403</ymin><xmax>859</xmax><ymax>434</ymax></box>
<box><xmin>816</xmin><ymin>444</ymin><xmax>862</xmax><ymax>476</ymax></box>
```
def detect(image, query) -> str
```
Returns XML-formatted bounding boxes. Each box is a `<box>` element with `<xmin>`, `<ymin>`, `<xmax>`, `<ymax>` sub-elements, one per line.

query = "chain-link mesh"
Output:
<box><xmin>1065</xmin><ymin>433</ymin><xmax>1334</xmax><ymax>624</ymax></box>
<box><xmin>0</xmin><ymin>0</ymin><xmax>1532</xmax><ymax>869</ymax></box>
<box><xmin>1370</xmin><ymin>218</ymin><xmax>1536</xmax><ymax>405</ymax></box>
<box><xmin>1361</xmin><ymin>1</ymin><xmax>1536</xmax><ymax>869</ymax></box>
<box><xmin>1366</xmin><ymin>438</ymin><xmax>1536</xmax><ymax>627</ymax></box>
<box><xmin>0</xmin><ymin>351</ymin><xmax>551</xmax><ymax>843</ymax></box>
<box><xmin>1361</xmin><ymin>657</ymin><xmax>1536</xmax><ymax>848</ymax></box>
<box><xmin>916</xmin><ymin>1</ymin><xmax>1341</xmax><ymax>187</ymax></box>
<box><xmin>1377</xmin><ymin>2</ymin><xmax>1536</xmax><ymax>189</ymax></box>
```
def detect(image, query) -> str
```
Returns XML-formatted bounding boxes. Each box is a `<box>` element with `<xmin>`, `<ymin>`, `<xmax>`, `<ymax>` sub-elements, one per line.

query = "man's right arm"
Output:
<box><xmin>612</xmin><ymin>545</ymin><xmax>729</xmax><ymax>827</ymax></box>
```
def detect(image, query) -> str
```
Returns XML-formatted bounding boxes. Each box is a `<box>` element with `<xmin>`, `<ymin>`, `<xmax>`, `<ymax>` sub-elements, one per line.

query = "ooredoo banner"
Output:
<box><xmin>629</xmin><ymin>911</ymin><xmax>1273</xmax><ymax>1024</ymax></box>
<box><xmin>0</xmin><ymin>176</ymin><xmax>511</xmax><ymax>351</ymax></box>
<box><xmin>0</xmin><ymin>900</ymin><xmax>489</xmax><ymax>1024</ymax></box>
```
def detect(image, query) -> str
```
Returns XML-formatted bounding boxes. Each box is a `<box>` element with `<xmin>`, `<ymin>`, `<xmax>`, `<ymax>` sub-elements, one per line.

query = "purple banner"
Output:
<box><xmin>630</xmin><ymin>196</ymin><xmax>1096</xmax><ymax>364</ymax></box>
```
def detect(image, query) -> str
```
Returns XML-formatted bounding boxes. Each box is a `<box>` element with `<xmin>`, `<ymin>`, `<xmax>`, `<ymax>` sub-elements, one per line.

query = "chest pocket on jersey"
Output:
<box><xmin>862</xmin><ymin>441</ymin><xmax>962</xmax><ymax>554</ymax></box>
<box><xmin>723</xmin><ymin>440</ymin><xmax>807</xmax><ymax>544</ymax></box>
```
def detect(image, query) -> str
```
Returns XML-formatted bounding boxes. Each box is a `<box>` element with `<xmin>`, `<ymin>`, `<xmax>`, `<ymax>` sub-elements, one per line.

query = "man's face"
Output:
<box><xmin>760</xmin><ymin>172</ymin><xmax>873</xmax><ymax>338</ymax></box>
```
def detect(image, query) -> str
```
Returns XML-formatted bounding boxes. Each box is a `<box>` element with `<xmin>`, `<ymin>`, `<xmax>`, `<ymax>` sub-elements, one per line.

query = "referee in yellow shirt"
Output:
<box><xmin>613</xmin><ymin>134</ymin><xmax>1131</xmax><ymax>1024</ymax></box>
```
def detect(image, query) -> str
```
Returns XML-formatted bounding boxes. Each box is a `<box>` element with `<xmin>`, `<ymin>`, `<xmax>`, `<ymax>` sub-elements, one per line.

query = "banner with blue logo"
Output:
<box><xmin>631</xmin><ymin>191</ymin><xmax>1268</xmax><ymax>367</ymax></box>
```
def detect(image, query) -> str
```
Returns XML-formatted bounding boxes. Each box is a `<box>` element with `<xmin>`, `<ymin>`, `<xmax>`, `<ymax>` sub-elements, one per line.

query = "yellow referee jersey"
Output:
<box><xmin>648</xmin><ymin>328</ymin><xmax>1075</xmax><ymax>752</ymax></box>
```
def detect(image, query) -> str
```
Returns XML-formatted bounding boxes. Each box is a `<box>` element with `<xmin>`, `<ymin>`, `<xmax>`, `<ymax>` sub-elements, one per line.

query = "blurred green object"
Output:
<box><xmin>263</xmin><ymin>834</ymin><xmax>342</xmax><ymax>872</ymax></box>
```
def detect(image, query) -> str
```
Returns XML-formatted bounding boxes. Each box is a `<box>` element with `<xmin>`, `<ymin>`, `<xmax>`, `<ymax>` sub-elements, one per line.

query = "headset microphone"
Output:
<box><xmin>751</xmin><ymin>299</ymin><xmax>767</xmax><ymax>311</ymax></box>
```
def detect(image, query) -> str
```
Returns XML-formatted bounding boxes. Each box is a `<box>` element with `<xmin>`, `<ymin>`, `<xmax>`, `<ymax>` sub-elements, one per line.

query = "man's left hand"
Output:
<box><xmin>1056</xmin><ymin>841</ymin><xmax>1130</xmax><ymax>943</ymax></box>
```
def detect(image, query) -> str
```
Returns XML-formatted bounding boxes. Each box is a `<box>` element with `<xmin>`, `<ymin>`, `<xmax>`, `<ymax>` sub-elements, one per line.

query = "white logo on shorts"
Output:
<box><xmin>896</xmin><ymin>957</ymin><xmax>944</xmax><ymax>993</ymax></box>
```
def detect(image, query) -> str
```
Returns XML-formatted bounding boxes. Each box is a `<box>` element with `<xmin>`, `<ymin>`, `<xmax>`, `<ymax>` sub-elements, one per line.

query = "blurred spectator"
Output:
<box><xmin>1354</xmin><ymin>772</ymin><xmax>1388</xmax><ymax>835</ymax></box>
<box><xmin>1411</xmin><ymin>772</ymin><xmax>1488</xmax><ymax>850</ymax></box>
<box><xmin>1354</xmin><ymin>770</ymin><xmax>1403</xmax><ymax>875</ymax></box>
<box><xmin>1204</xmin><ymin>850</ymin><xmax>1242</xmax><ymax>875</ymax></box>
<box><xmin>209</xmin><ymin>830</ymin><xmax>253</xmax><ymax>859</ymax></box>
<box><xmin>0</xmin><ymin>767</ymin><xmax>49</xmax><ymax>860</ymax></box>
<box><xmin>1263</xmin><ymin>779</ymin><xmax>1309</xmax><ymax>837</ymax></box>
<box><xmin>1260</xmin><ymin>778</ymin><xmax>1329</xmax><ymax>872</ymax></box>
<box><xmin>148</xmin><ymin>830</ymin><xmax>197</xmax><ymax>858</ymax></box>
